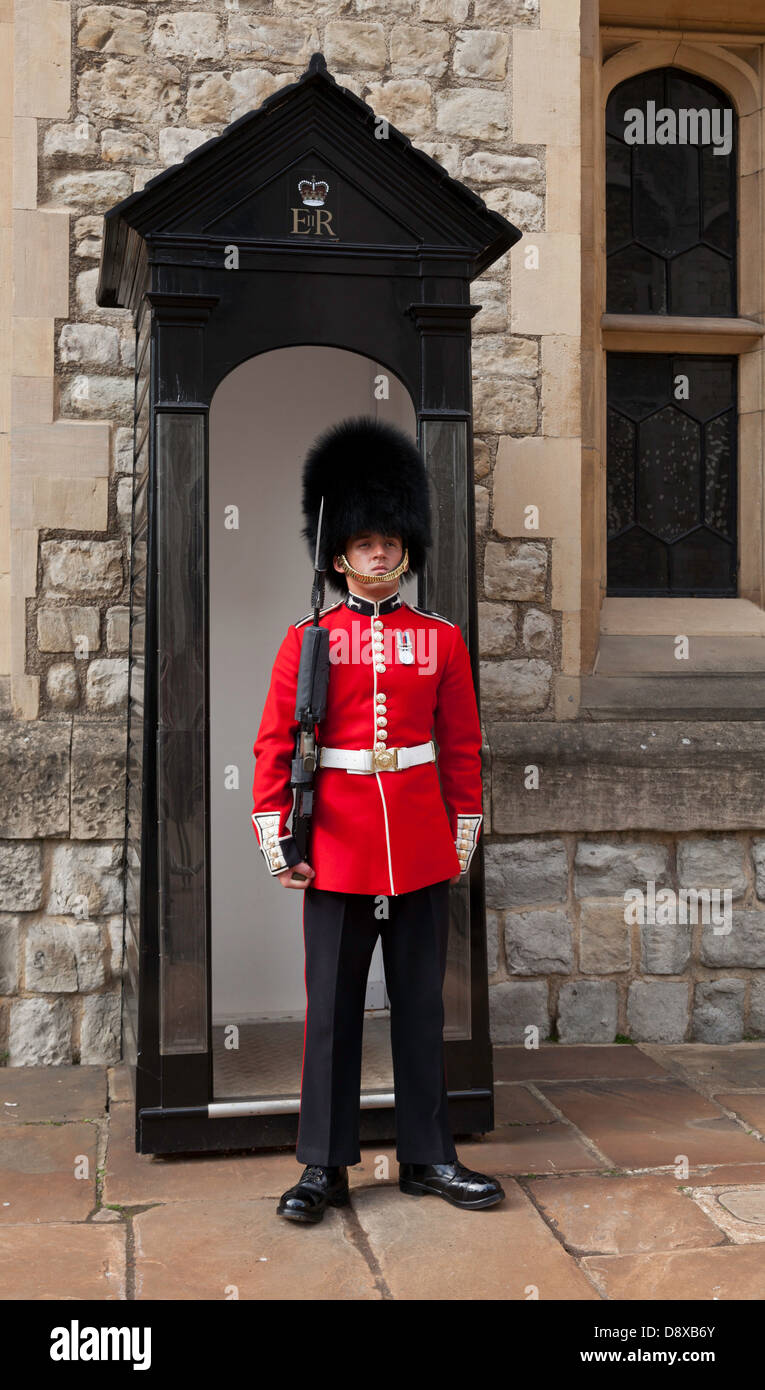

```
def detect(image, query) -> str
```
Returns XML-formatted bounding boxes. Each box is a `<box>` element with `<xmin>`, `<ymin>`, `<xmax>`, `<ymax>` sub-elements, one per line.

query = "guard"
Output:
<box><xmin>251</xmin><ymin>415</ymin><xmax>505</xmax><ymax>1222</ymax></box>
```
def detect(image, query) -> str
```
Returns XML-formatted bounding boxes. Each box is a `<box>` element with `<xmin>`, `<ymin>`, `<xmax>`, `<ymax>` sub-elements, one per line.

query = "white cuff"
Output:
<box><xmin>455</xmin><ymin>813</ymin><xmax>482</xmax><ymax>874</ymax></box>
<box><xmin>252</xmin><ymin>812</ymin><xmax>295</xmax><ymax>876</ymax></box>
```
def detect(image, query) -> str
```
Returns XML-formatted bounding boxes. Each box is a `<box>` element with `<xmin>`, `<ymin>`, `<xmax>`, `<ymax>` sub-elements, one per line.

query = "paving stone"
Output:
<box><xmin>452</xmin><ymin>1121</ymin><xmax>601</xmax><ymax>1175</ymax></box>
<box><xmin>107</xmin><ymin>1064</ymin><xmax>133</xmax><ymax>1104</ymax></box>
<box><xmin>494</xmin><ymin>1083</ymin><xmax>558</xmax><ymax>1125</ymax></box>
<box><xmin>682</xmin><ymin>1164</ymin><xmax>765</xmax><ymax>1185</ymax></box>
<box><xmin>0</xmin><ymin>1224</ymin><xmax>125</xmax><ymax>1299</ymax></box>
<box><xmin>643</xmin><ymin>1042</ymin><xmax>765</xmax><ymax>1094</ymax></box>
<box><xmin>527</xmin><ymin>1173</ymin><xmax>725</xmax><ymax>1254</ymax></box>
<box><xmin>104</xmin><ymin>1102</ymin><xmax>309</xmax><ymax>1205</ymax></box>
<box><xmin>535</xmin><ymin>1078</ymin><xmax>765</xmax><ymax>1168</ymax></box>
<box><xmin>582</xmin><ymin>1243</ymin><xmax>765</xmax><ymax>1299</ymax></box>
<box><xmin>0</xmin><ymin>1065</ymin><xmax>107</xmax><ymax>1122</ymax></box>
<box><xmin>492</xmin><ymin>1044</ymin><xmax>669</xmax><ymax>1083</ymax></box>
<box><xmin>352</xmin><ymin>1185</ymin><xmax>598</xmax><ymax>1300</ymax></box>
<box><xmin>0</xmin><ymin>1121</ymin><xmax>98</xmax><ymax>1222</ymax></box>
<box><xmin>712</xmin><ymin>1092</ymin><xmax>765</xmax><ymax>1133</ymax></box>
<box><xmin>133</xmin><ymin>1199</ymin><xmax>380</xmax><ymax>1300</ymax></box>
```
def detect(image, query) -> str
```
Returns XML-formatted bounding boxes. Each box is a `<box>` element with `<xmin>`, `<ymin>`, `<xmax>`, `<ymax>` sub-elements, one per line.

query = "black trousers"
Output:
<box><xmin>296</xmin><ymin>878</ymin><xmax>458</xmax><ymax>1166</ymax></box>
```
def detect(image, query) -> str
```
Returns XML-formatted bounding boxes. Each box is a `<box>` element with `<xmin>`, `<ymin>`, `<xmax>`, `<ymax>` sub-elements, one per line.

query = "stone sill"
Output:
<box><xmin>601</xmin><ymin>313</ymin><xmax>765</xmax><ymax>353</ymax></box>
<box><xmin>485</xmin><ymin>720</ymin><xmax>765</xmax><ymax>834</ymax></box>
<box><xmin>600</xmin><ymin>597</ymin><xmax>765</xmax><ymax>637</ymax></box>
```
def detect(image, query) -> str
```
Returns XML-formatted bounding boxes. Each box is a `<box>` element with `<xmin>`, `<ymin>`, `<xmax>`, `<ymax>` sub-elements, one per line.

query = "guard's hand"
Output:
<box><xmin>449</xmin><ymin>872</ymin><xmax>463</xmax><ymax>885</ymax></box>
<box><xmin>277</xmin><ymin>860</ymin><xmax>315</xmax><ymax>889</ymax></box>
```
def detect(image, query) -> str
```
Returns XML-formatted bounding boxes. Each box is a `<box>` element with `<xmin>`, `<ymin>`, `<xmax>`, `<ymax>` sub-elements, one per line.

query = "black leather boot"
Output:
<box><xmin>276</xmin><ymin>1164</ymin><xmax>350</xmax><ymax>1223</ymax></box>
<box><xmin>399</xmin><ymin>1160</ymin><xmax>505</xmax><ymax>1209</ymax></box>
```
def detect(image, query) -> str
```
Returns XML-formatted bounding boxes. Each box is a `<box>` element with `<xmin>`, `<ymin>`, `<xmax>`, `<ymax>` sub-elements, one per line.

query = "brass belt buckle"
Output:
<box><xmin>372</xmin><ymin>746</ymin><xmax>398</xmax><ymax>772</ymax></box>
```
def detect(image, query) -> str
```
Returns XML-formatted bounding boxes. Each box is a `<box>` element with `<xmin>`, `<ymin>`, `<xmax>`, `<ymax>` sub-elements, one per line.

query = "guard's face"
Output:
<box><xmin>334</xmin><ymin>531</ymin><xmax>403</xmax><ymax>577</ymax></box>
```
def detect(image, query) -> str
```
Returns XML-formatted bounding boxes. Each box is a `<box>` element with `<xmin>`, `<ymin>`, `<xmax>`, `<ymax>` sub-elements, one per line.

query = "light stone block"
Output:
<box><xmin>453</xmin><ymin>29</ymin><xmax>508</xmax><ymax>80</ymax></box>
<box><xmin>470</xmin><ymin>281</ymin><xmax>507</xmax><ymax>334</ymax></box>
<box><xmin>59</xmin><ymin>323</ymin><xmax>121</xmax><ymax>368</ymax></box>
<box><xmin>480</xmin><ymin>658</ymin><xmax>552</xmax><ymax>715</ymax></box>
<box><xmin>324</xmin><ymin>21</ymin><xmax>387</xmax><ymax>70</ymax></box>
<box><xmin>159</xmin><ymin>127</ymin><xmax>211</xmax><ymax>165</ymax></box>
<box><xmin>511</xmin><ymin>233</ymin><xmax>581</xmax><ymax>337</ymax></box>
<box><xmin>37</xmin><ymin>605</ymin><xmax>100</xmax><ymax>653</ymax></box>
<box><xmin>391</xmin><ymin>24</ymin><xmax>449</xmax><ymax>78</ymax></box>
<box><xmin>12</xmin><ymin>477</ymin><xmax>108</xmax><ymax>531</ymax></box>
<box><xmin>43</xmin><ymin>119</ymin><xmax>98</xmax><ymax>158</ymax></box>
<box><xmin>546</xmin><ymin>144</ymin><xmax>581</xmax><ymax>233</ymax></box>
<box><xmin>8</xmin><ymin>997</ymin><xmax>73</xmax><ymax>1064</ymax></box>
<box><xmin>11</xmin><ymin>377</ymin><xmax>53</xmax><ymax>425</ymax></box>
<box><xmin>47</xmin><ymin>663</ymin><xmax>79</xmax><ymax>709</ymax></box>
<box><xmin>13</xmin><ymin>210</ymin><xmax>70</xmax><ymax>318</ymax></box>
<box><xmin>541</xmin><ymin>334</ymin><xmax>581</xmax><ymax>436</ymax></box>
<box><xmin>364</xmin><ymin>79</ymin><xmax>432</xmax><ymax>133</ymax></box>
<box><xmin>77</xmin><ymin>5</ymin><xmax>149</xmax><ymax>55</ymax></box>
<box><xmin>40</xmin><ymin>539</ymin><xmax>124</xmax><ymax>598</ymax></box>
<box><xmin>86</xmin><ymin>658</ymin><xmax>129</xmax><ymax>712</ymax></box>
<box><xmin>47</xmin><ymin>842</ymin><xmax>124</xmax><ymax>918</ymax></box>
<box><xmin>484</xmin><ymin>539</ymin><xmax>547</xmax><ymax>600</ymax></box>
<box><xmin>78</xmin><ymin>58</ymin><xmax>183</xmax><ymax>123</ymax></box>
<box><xmin>436</xmin><ymin>88</ymin><xmax>507</xmax><ymax>140</ymax></box>
<box><xmin>12</xmin><ymin>319</ymin><xmax>54</xmax><ymax>377</ymax></box>
<box><xmin>513</xmin><ymin>29</ymin><xmax>580</xmax><ymax>146</ymax></box>
<box><xmin>47</xmin><ymin>171</ymin><xmax>133</xmax><ymax>212</ymax></box>
<box><xmin>10</xmin><ymin>419</ymin><xmax>111</xmax><ymax>480</ymax></box>
<box><xmin>462</xmin><ymin>152</ymin><xmax>543</xmax><ymax>187</ymax></box>
<box><xmin>101</xmin><ymin>127</ymin><xmax>155</xmax><ymax>164</ymax></box>
<box><xmin>13</xmin><ymin>116</ymin><xmax>37</xmax><ymax>210</ymax></box>
<box><xmin>221</xmin><ymin>12</ymin><xmax>313</xmax><ymax>62</ymax></box>
<box><xmin>551</xmin><ymin>535</ymin><xmax>581</xmax><ymax>611</ymax></box>
<box><xmin>494</xmin><ymin>437</ymin><xmax>581</xmax><ymax>539</ymax></box>
<box><xmin>151</xmin><ymin>12</ymin><xmax>224</xmax><ymax>60</ymax></box>
<box><xmin>16</xmin><ymin>0</ymin><xmax>71</xmax><ymax>120</ymax></box>
<box><xmin>472</xmin><ymin>378</ymin><xmax>537</xmax><ymax>434</ymax></box>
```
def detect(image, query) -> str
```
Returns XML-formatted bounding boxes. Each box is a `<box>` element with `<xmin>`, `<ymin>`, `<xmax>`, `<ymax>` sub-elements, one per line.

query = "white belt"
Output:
<box><xmin>318</xmin><ymin>740</ymin><xmax>436</xmax><ymax>774</ymax></box>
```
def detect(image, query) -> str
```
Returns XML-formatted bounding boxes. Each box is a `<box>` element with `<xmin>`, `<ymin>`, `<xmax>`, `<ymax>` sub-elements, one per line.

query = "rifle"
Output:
<box><xmin>289</xmin><ymin>496</ymin><xmax>330</xmax><ymax>880</ymax></box>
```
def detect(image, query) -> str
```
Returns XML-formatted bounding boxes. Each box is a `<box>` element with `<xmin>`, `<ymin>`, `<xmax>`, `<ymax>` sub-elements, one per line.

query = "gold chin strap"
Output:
<box><xmin>339</xmin><ymin>548</ymin><xmax>409</xmax><ymax>584</ymax></box>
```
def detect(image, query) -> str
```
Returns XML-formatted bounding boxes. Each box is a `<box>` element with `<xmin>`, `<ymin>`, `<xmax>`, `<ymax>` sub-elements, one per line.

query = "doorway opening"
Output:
<box><xmin>209</xmin><ymin>344</ymin><xmax>420</xmax><ymax>1101</ymax></box>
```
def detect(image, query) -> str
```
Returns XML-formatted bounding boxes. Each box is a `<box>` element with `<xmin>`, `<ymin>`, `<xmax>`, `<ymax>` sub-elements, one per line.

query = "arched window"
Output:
<box><xmin>605</xmin><ymin>67</ymin><xmax>738</xmax><ymax>595</ymax></box>
<box><xmin>606</xmin><ymin>67</ymin><xmax>737</xmax><ymax>316</ymax></box>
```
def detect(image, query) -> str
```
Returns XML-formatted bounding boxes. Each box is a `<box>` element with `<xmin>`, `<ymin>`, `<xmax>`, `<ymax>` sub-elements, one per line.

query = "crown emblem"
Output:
<box><xmin>298</xmin><ymin>175</ymin><xmax>329</xmax><ymax>207</ymax></box>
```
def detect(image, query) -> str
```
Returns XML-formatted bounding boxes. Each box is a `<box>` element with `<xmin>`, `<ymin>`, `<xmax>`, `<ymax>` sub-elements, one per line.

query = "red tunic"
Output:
<box><xmin>251</xmin><ymin>588</ymin><xmax>484</xmax><ymax>895</ymax></box>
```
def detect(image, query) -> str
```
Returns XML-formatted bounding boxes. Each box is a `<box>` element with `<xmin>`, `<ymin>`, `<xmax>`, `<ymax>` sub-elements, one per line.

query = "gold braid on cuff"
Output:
<box><xmin>338</xmin><ymin>548</ymin><xmax>409</xmax><ymax>584</ymax></box>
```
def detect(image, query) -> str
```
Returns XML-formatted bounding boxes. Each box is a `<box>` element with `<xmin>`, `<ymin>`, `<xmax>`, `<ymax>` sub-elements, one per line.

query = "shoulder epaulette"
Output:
<box><xmin>294</xmin><ymin>599</ymin><xmax>344</xmax><ymax>629</ymax></box>
<box><xmin>406</xmin><ymin>603</ymin><xmax>455</xmax><ymax>628</ymax></box>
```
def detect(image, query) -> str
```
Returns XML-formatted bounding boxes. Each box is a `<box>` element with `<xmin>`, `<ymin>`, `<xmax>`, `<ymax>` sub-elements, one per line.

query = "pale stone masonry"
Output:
<box><xmin>1</xmin><ymin>0</ymin><xmax>764</xmax><ymax>1062</ymax></box>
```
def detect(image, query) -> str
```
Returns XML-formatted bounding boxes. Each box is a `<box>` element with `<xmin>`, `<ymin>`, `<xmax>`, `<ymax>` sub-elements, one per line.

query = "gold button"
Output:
<box><xmin>375</xmin><ymin>664</ymin><xmax>386</xmax><ymax>673</ymax></box>
<box><xmin>373</xmin><ymin>619</ymin><xmax>383</xmax><ymax>629</ymax></box>
<box><xmin>375</xmin><ymin>741</ymin><xmax>387</xmax><ymax>751</ymax></box>
<box><xmin>376</xmin><ymin>715</ymin><xmax>387</xmax><ymax>725</ymax></box>
<box><xmin>376</xmin><ymin>693</ymin><xmax>386</xmax><ymax>702</ymax></box>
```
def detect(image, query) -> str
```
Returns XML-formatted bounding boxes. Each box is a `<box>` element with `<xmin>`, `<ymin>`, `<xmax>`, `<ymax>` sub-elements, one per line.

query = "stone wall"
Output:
<box><xmin>487</xmin><ymin>832</ymin><xmax>765</xmax><ymax>1043</ymax></box>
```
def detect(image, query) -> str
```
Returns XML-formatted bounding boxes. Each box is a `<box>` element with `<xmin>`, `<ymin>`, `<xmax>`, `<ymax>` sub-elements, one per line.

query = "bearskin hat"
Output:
<box><xmin>301</xmin><ymin>415</ymin><xmax>432</xmax><ymax>594</ymax></box>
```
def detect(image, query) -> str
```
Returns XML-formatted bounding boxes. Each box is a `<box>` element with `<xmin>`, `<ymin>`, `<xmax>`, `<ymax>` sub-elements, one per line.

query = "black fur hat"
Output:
<box><xmin>301</xmin><ymin>415</ymin><xmax>432</xmax><ymax>594</ymax></box>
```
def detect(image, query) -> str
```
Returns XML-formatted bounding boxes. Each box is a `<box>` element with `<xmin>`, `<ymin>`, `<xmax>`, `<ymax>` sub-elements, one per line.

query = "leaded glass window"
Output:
<box><xmin>606</xmin><ymin>67</ymin><xmax>737</xmax><ymax>316</ymax></box>
<box><xmin>607</xmin><ymin>353</ymin><xmax>737</xmax><ymax>596</ymax></box>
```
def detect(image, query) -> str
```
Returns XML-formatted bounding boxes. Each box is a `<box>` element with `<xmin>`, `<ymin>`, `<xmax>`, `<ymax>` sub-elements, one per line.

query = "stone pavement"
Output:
<box><xmin>2</xmin><ymin>1043</ymin><xmax>765</xmax><ymax>1300</ymax></box>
